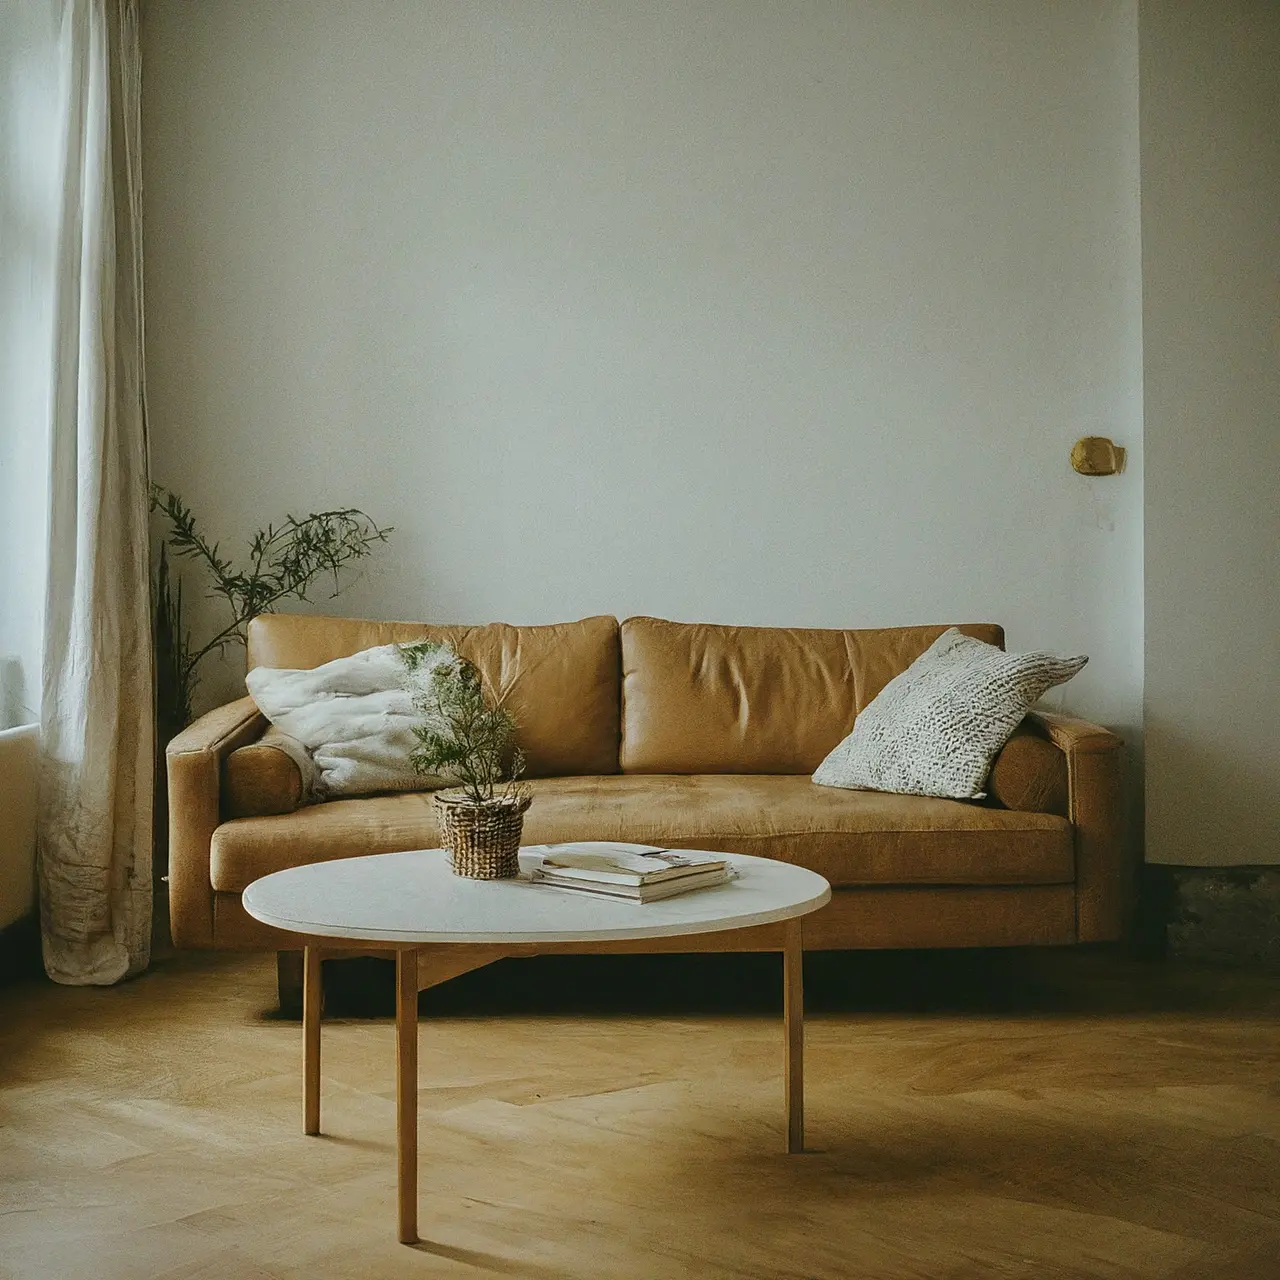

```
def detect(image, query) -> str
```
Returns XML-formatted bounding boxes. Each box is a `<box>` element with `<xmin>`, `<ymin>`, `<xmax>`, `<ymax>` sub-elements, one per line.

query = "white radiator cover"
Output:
<box><xmin>0</xmin><ymin>724</ymin><xmax>38</xmax><ymax>930</ymax></box>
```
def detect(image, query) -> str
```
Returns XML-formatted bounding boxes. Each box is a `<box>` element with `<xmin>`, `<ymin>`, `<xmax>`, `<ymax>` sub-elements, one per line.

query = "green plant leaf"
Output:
<box><xmin>150</xmin><ymin>486</ymin><xmax>392</xmax><ymax>729</ymax></box>
<box><xmin>401</xmin><ymin>648</ymin><xmax>527</xmax><ymax>805</ymax></box>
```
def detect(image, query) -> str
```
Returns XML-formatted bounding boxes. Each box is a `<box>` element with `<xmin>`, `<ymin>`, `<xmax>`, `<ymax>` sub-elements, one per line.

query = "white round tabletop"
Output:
<box><xmin>242</xmin><ymin>847</ymin><xmax>831</xmax><ymax>945</ymax></box>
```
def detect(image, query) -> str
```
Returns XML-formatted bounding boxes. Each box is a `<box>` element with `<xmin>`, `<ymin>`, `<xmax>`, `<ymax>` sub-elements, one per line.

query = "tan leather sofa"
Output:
<box><xmin>168</xmin><ymin>614</ymin><xmax>1130</xmax><ymax>970</ymax></box>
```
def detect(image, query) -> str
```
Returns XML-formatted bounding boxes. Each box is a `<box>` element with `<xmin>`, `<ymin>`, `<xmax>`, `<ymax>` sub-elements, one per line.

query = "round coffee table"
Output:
<box><xmin>243</xmin><ymin>846</ymin><xmax>831</xmax><ymax>1244</ymax></box>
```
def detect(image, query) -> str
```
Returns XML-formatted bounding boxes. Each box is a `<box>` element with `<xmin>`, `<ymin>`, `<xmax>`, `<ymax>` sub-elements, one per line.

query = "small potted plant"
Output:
<box><xmin>403</xmin><ymin>644</ymin><xmax>531</xmax><ymax>879</ymax></box>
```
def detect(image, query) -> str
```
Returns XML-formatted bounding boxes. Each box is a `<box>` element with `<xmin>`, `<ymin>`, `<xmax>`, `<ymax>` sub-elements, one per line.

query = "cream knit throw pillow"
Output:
<box><xmin>812</xmin><ymin>629</ymin><xmax>1087</xmax><ymax>800</ymax></box>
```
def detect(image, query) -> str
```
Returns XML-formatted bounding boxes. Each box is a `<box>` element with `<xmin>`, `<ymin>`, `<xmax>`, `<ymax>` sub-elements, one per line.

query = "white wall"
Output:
<box><xmin>1140</xmin><ymin>0</ymin><xmax>1280</xmax><ymax>865</ymax></box>
<box><xmin>0</xmin><ymin>0</ymin><xmax>59</xmax><ymax>728</ymax></box>
<box><xmin>143</xmin><ymin>2</ymin><xmax>1145</xmax><ymax>754</ymax></box>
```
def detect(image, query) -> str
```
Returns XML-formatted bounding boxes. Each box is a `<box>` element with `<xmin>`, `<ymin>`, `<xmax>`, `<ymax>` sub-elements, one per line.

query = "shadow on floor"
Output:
<box><xmin>314</xmin><ymin>946</ymin><xmax>1280</xmax><ymax>1020</ymax></box>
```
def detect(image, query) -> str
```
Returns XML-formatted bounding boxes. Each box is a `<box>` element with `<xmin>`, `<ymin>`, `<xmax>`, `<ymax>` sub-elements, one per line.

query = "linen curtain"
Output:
<box><xmin>38</xmin><ymin>0</ymin><xmax>153</xmax><ymax>985</ymax></box>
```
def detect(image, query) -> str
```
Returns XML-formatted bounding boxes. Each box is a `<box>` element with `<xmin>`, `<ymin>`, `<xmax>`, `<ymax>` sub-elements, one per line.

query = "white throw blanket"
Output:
<box><xmin>245</xmin><ymin>643</ymin><xmax>455</xmax><ymax>798</ymax></box>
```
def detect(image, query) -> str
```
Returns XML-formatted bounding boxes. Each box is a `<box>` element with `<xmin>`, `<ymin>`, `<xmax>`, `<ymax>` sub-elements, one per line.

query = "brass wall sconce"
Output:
<box><xmin>1070</xmin><ymin>436</ymin><xmax>1126</xmax><ymax>476</ymax></box>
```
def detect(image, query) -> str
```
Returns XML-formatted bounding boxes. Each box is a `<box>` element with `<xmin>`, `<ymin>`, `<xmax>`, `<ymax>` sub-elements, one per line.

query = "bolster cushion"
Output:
<box><xmin>223</xmin><ymin>726</ymin><xmax>310</xmax><ymax>818</ymax></box>
<box><xmin>987</xmin><ymin>721</ymin><xmax>1069</xmax><ymax>815</ymax></box>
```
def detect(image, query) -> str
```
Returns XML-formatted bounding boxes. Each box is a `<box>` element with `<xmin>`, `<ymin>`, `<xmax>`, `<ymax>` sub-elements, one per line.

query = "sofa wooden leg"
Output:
<box><xmin>277</xmin><ymin>949</ymin><xmax>304</xmax><ymax>1018</ymax></box>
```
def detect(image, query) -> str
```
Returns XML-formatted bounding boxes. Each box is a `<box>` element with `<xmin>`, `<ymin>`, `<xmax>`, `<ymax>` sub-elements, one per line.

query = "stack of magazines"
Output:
<box><xmin>526</xmin><ymin>843</ymin><xmax>734</xmax><ymax>902</ymax></box>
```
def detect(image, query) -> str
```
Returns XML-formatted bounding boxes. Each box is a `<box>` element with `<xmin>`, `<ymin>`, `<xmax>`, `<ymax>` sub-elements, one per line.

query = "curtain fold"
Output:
<box><xmin>38</xmin><ymin>0</ymin><xmax>153</xmax><ymax>985</ymax></box>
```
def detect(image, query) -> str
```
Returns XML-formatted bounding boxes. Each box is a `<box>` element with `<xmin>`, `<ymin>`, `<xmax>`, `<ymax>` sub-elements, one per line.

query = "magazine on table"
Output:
<box><xmin>524</xmin><ymin>843</ymin><xmax>737</xmax><ymax>901</ymax></box>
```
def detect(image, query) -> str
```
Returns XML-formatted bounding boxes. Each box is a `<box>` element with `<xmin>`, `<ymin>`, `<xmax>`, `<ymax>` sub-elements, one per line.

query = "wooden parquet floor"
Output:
<box><xmin>2</xmin><ymin>947</ymin><xmax>1279</xmax><ymax>1280</ymax></box>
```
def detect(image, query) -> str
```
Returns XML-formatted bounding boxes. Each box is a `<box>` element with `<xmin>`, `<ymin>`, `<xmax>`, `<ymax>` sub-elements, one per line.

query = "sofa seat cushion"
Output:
<box><xmin>210</xmin><ymin>774</ymin><xmax>1073</xmax><ymax>895</ymax></box>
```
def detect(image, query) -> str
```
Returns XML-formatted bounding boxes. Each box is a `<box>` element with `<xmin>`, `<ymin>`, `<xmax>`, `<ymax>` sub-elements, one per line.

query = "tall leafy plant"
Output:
<box><xmin>153</xmin><ymin>540</ymin><xmax>192</xmax><ymax>734</ymax></box>
<box><xmin>151</xmin><ymin>486</ymin><xmax>392</xmax><ymax>739</ymax></box>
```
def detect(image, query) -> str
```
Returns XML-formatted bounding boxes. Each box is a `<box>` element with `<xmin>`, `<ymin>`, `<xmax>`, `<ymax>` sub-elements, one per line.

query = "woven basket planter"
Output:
<box><xmin>434</xmin><ymin>792</ymin><xmax>532</xmax><ymax>879</ymax></box>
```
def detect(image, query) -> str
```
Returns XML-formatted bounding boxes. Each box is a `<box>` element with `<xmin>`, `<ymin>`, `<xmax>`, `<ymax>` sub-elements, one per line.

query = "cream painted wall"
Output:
<box><xmin>1140</xmin><ymin>0</ymin><xmax>1280</xmax><ymax>865</ymax></box>
<box><xmin>143</xmin><ymin>3</ymin><xmax>1144</xmax><ymax>757</ymax></box>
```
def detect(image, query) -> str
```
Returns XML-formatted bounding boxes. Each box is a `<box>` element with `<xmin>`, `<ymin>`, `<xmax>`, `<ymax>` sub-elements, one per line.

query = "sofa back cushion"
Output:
<box><xmin>246</xmin><ymin>614</ymin><xmax>621</xmax><ymax>777</ymax></box>
<box><xmin>619</xmin><ymin>617</ymin><xmax>1005</xmax><ymax>774</ymax></box>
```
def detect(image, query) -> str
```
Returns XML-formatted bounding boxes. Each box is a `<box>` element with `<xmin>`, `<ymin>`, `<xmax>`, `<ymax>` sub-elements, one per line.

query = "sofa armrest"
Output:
<box><xmin>1026</xmin><ymin>710</ymin><xmax>1130</xmax><ymax>942</ymax></box>
<box><xmin>167</xmin><ymin>697</ymin><xmax>266</xmax><ymax>947</ymax></box>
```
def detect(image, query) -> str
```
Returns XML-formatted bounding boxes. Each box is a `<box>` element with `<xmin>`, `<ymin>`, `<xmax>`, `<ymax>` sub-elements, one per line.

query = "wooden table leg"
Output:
<box><xmin>783</xmin><ymin>918</ymin><xmax>804</xmax><ymax>1153</ymax></box>
<box><xmin>396</xmin><ymin>948</ymin><xmax>420</xmax><ymax>1245</ymax></box>
<box><xmin>303</xmin><ymin>946</ymin><xmax>322</xmax><ymax>1136</ymax></box>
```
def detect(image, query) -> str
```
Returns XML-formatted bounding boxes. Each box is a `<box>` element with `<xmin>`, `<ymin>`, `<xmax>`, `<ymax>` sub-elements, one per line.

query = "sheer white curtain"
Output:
<box><xmin>38</xmin><ymin>0</ymin><xmax>152</xmax><ymax>984</ymax></box>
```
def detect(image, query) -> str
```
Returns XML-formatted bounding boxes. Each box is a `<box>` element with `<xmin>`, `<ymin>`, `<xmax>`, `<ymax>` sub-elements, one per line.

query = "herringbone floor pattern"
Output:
<box><xmin>2</xmin><ymin>948</ymin><xmax>1279</xmax><ymax>1279</ymax></box>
